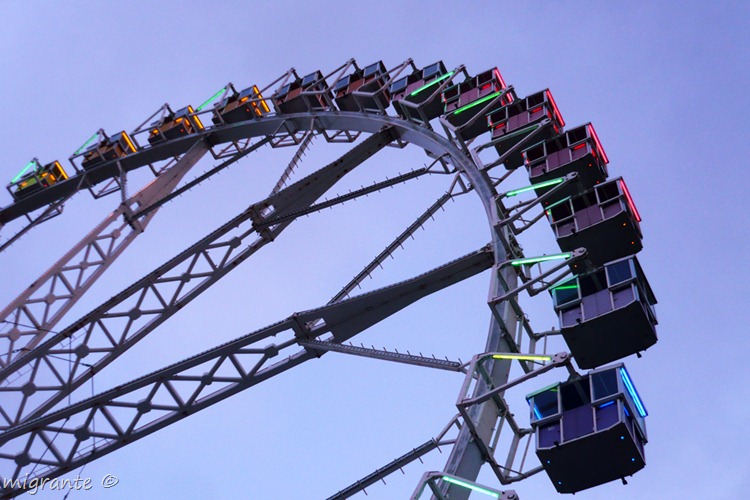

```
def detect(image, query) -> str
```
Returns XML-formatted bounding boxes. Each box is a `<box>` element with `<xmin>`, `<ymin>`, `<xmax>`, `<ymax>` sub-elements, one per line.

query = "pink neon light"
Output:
<box><xmin>619</xmin><ymin>179</ymin><xmax>642</xmax><ymax>222</ymax></box>
<box><xmin>588</xmin><ymin>124</ymin><xmax>610</xmax><ymax>164</ymax></box>
<box><xmin>545</xmin><ymin>90</ymin><xmax>565</xmax><ymax>127</ymax></box>
<box><xmin>493</xmin><ymin>68</ymin><xmax>507</xmax><ymax>89</ymax></box>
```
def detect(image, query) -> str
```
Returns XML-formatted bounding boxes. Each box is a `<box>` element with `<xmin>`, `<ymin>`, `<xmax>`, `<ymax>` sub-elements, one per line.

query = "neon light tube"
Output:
<box><xmin>10</xmin><ymin>161</ymin><xmax>37</xmax><ymax>184</ymax></box>
<box><xmin>588</xmin><ymin>124</ymin><xmax>609</xmax><ymax>164</ymax></box>
<box><xmin>525</xmin><ymin>382</ymin><xmax>559</xmax><ymax>399</ymax></box>
<box><xmin>505</xmin><ymin>177</ymin><xmax>565</xmax><ymax>197</ymax></box>
<box><xmin>196</xmin><ymin>87</ymin><xmax>227</xmax><ymax>112</ymax></box>
<box><xmin>254</xmin><ymin>85</ymin><xmax>271</xmax><ymax>113</ymax></box>
<box><xmin>510</xmin><ymin>253</ymin><xmax>571</xmax><ymax>266</ymax></box>
<box><xmin>122</xmin><ymin>132</ymin><xmax>137</xmax><ymax>154</ymax></box>
<box><xmin>192</xmin><ymin>113</ymin><xmax>205</xmax><ymax>130</ymax></box>
<box><xmin>620</xmin><ymin>367</ymin><xmax>648</xmax><ymax>417</ymax></box>
<box><xmin>493</xmin><ymin>68</ymin><xmax>506</xmax><ymax>89</ymax></box>
<box><xmin>552</xmin><ymin>284</ymin><xmax>578</xmax><ymax>291</ymax></box>
<box><xmin>74</xmin><ymin>132</ymin><xmax>99</xmax><ymax>155</ymax></box>
<box><xmin>54</xmin><ymin>161</ymin><xmax>68</xmax><ymax>181</ymax></box>
<box><xmin>409</xmin><ymin>71</ymin><xmax>454</xmax><ymax>97</ymax></box>
<box><xmin>545</xmin><ymin>196</ymin><xmax>572</xmax><ymax>213</ymax></box>
<box><xmin>492</xmin><ymin>354</ymin><xmax>552</xmax><ymax>362</ymax></box>
<box><xmin>545</xmin><ymin>89</ymin><xmax>565</xmax><ymax>127</ymax></box>
<box><xmin>619</xmin><ymin>179</ymin><xmax>642</xmax><ymax>222</ymax></box>
<box><xmin>452</xmin><ymin>90</ymin><xmax>503</xmax><ymax>115</ymax></box>
<box><xmin>441</xmin><ymin>476</ymin><xmax>500</xmax><ymax>498</ymax></box>
<box><xmin>533</xmin><ymin>406</ymin><xmax>543</xmax><ymax>420</ymax></box>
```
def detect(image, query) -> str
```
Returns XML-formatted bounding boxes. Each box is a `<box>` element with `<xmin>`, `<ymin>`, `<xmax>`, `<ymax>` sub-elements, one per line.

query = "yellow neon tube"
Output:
<box><xmin>491</xmin><ymin>354</ymin><xmax>552</xmax><ymax>362</ymax></box>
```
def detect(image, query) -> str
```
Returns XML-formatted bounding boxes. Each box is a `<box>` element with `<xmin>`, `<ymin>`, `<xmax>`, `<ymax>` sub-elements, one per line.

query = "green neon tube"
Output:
<box><xmin>74</xmin><ymin>132</ymin><xmax>99</xmax><ymax>155</ymax></box>
<box><xmin>552</xmin><ymin>284</ymin><xmax>578</xmax><ymax>290</ymax></box>
<box><xmin>409</xmin><ymin>71</ymin><xmax>454</xmax><ymax>97</ymax></box>
<box><xmin>196</xmin><ymin>87</ymin><xmax>227</xmax><ymax>112</ymax></box>
<box><xmin>510</xmin><ymin>253</ymin><xmax>572</xmax><ymax>266</ymax></box>
<box><xmin>442</xmin><ymin>476</ymin><xmax>499</xmax><ymax>498</ymax></box>
<box><xmin>452</xmin><ymin>90</ymin><xmax>503</xmax><ymax>115</ymax></box>
<box><xmin>525</xmin><ymin>382</ymin><xmax>560</xmax><ymax>399</ymax></box>
<box><xmin>10</xmin><ymin>161</ymin><xmax>38</xmax><ymax>184</ymax></box>
<box><xmin>505</xmin><ymin>177</ymin><xmax>565</xmax><ymax>197</ymax></box>
<box><xmin>545</xmin><ymin>196</ymin><xmax>572</xmax><ymax>211</ymax></box>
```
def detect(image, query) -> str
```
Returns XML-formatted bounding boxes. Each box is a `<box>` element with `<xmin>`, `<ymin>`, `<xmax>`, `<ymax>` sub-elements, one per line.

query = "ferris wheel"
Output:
<box><xmin>0</xmin><ymin>58</ymin><xmax>657</xmax><ymax>499</ymax></box>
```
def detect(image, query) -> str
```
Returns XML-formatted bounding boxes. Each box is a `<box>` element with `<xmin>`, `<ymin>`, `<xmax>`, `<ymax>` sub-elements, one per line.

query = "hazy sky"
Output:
<box><xmin>1</xmin><ymin>1</ymin><xmax>748</xmax><ymax>499</ymax></box>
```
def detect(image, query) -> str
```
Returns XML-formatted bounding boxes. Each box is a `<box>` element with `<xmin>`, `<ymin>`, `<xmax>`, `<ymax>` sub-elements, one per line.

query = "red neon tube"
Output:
<box><xmin>619</xmin><ymin>179</ymin><xmax>642</xmax><ymax>222</ymax></box>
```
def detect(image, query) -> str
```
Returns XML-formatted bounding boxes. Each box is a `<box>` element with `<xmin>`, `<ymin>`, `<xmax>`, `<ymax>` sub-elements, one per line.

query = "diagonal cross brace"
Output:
<box><xmin>0</xmin><ymin>245</ymin><xmax>493</xmax><ymax>496</ymax></box>
<box><xmin>0</xmin><ymin>141</ymin><xmax>210</xmax><ymax>368</ymax></box>
<box><xmin>0</xmin><ymin>129</ymin><xmax>396</xmax><ymax>428</ymax></box>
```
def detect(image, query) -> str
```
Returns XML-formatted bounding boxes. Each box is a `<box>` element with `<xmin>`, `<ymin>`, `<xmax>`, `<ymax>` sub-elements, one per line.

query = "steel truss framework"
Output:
<box><xmin>0</xmin><ymin>59</ymin><xmax>626</xmax><ymax>499</ymax></box>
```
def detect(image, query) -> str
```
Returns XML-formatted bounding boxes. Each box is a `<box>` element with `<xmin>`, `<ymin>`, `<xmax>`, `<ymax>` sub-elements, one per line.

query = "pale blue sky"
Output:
<box><xmin>1</xmin><ymin>1</ymin><xmax>748</xmax><ymax>498</ymax></box>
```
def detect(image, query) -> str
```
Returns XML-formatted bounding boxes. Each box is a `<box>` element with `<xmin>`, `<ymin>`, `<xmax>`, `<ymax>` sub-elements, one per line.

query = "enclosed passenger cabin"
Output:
<box><xmin>523</xmin><ymin>123</ymin><xmax>609</xmax><ymax>202</ymax></box>
<box><xmin>333</xmin><ymin>61</ymin><xmax>390</xmax><ymax>112</ymax></box>
<box><xmin>213</xmin><ymin>85</ymin><xmax>270</xmax><ymax>125</ymax></box>
<box><xmin>550</xmin><ymin>256</ymin><xmax>657</xmax><ymax>369</ymax></box>
<box><xmin>486</xmin><ymin>89</ymin><xmax>564</xmax><ymax>170</ymax></box>
<box><xmin>442</xmin><ymin>68</ymin><xmax>512</xmax><ymax>140</ymax></box>
<box><xmin>390</xmin><ymin>61</ymin><xmax>451</xmax><ymax>122</ymax></box>
<box><xmin>273</xmin><ymin>71</ymin><xmax>332</xmax><ymax>114</ymax></box>
<box><xmin>526</xmin><ymin>363</ymin><xmax>648</xmax><ymax>494</ymax></box>
<box><xmin>81</xmin><ymin>131</ymin><xmax>137</xmax><ymax>170</ymax></box>
<box><xmin>7</xmin><ymin>159</ymin><xmax>68</xmax><ymax>200</ymax></box>
<box><xmin>148</xmin><ymin>105</ymin><xmax>205</xmax><ymax>145</ymax></box>
<box><xmin>546</xmin><ymin>177</ymin><xmax>643</xmax><ymax>266</ymax></box>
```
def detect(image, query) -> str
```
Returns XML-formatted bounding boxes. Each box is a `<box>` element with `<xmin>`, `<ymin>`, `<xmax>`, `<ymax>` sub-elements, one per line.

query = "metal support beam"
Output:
<box><xmin>0</xmin><ymin>129</ymin><xmax>395</xmax><ymax>428</ymax></box>
<box><xmin>327</xmin><ymin>440</ymin><xmax>442</xmax><ymax>500</ymax></box>
<box><xmin>0</xmin><ymin>246</ymin><xmax>493</xmax><ymax>497</ymax></box>
<box><xmin>436</xmin><ymin>122</ymin><xmax>519</xmax><ymax>500</ymax></box>
<box><xmin>131</xmin><ymin>138</ymin><xmax>270</xmax><ymax>220</ymax></box>
<box><xmin>413</xmin><ymin>472</ymin><xmax>518</xmax><ymax>500</ymax></box>
<box><xmin>0</xmin><ymin>142</ymin><xmax>209</xmax><ymax>373</ymax></box>
<box><xmin>0</xmin><ymin>108</ymin><xmax>560</xmax><ymax>498</ymax></box>
<box><xmin>257</xmin><ymin>167</ymin><xmax>430</xmax><ymax>230</ymax></box>
<box><xmin>329</xmin><ymin>415</ymin><xmax>462</xmax><ymax>499</ymax></box>
<box><xmin>270</xmin><ymin>129</ymin><xmax>315</xmax><ymax>195</ymax></box>
<box><xmin>299</xmin><ymin>338</ymin><xmax>463</xmax><ymax>372</ymax></box>
<box><xmin>450</xmin><ymin>352</ymin><xmax>575</xmax><ymax>485</ymax></box>
<box><xmin>328</xmin><ymin>191</ymin><xmax>453</xmax><ymax>304</ymax></box>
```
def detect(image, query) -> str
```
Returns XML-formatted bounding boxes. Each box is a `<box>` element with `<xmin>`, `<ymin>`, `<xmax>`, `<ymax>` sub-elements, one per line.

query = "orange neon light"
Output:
<box><xmin>122</xmin><ymin>132</ymin><xmax>137</xmax><ymax>153</ymax></box>
<box><xmin>187</xmin><ymin>106</ymin><xmax>204</xmax><ymax>130</ymax></box>
<box><xmin>55</xmin><ymin>161</ymin><xmax>68</xmax><ymax>180</ymax></box>
<box><xmin>254</xmin><ymin>85</ymin><xmax>270</xmax><ymax>113</ymax></box>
